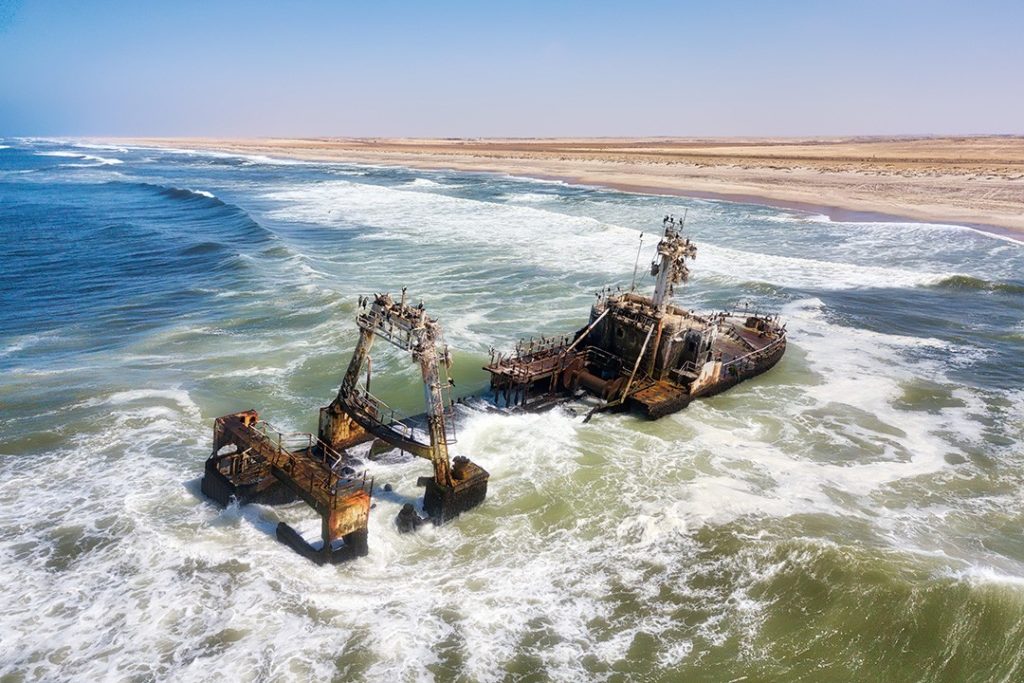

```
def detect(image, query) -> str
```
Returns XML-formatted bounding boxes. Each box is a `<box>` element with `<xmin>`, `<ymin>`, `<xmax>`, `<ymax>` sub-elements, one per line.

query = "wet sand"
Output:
<box><xmin>104</xmin><ymin>136</ymin><xmax>1024</xmax><ymax>238</ymax></box>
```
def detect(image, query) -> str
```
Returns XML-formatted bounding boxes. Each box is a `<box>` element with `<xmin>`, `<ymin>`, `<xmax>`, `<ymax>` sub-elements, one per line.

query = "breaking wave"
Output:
<box><xmin>405</xmin><ymin>177</ymin><xmax>445</xmax><ymax>188</ymax></box>
<box><xmin>929</xmin><ymin>274</ymin><xmax>1024</xmax><ymax>294</ymax></box>
<box><xmin>264</xmin><ymin>178</ymin><xmax>955</xmax><ymax>292</ymax></box>
<box><xmin>104</xmin><ymin>180</ymin><xmax>280</xmax><ymax>244</ymax></box>
<box><xmin>155</xmin><ymin>185</ymin><xmax>221</xmax><ymax>203</ymax></box>
<box><xmin>35</xmin><ymin>150</ymin><xmax>123</xmax><ymax>165</ymax></box>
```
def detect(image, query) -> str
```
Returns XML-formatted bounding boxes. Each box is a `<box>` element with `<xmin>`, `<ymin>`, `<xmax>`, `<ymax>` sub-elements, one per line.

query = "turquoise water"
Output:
<box><xmin>1</xmin><ymin>139</ymin><xmax>1023</xmax><ymax>681</ymax></box>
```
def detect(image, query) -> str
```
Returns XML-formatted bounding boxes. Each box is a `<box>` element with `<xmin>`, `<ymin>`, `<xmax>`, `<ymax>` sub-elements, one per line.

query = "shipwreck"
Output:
<box><xmin>202</xmin><ymin>289</ymin><xmax>488</xmax><ymax>564</ymax></box>
<box><xmin>484</xmin><ymin>214</ymin><xmax>787</xmax><ymax>418</ymax></box>
<box><xmin>200</xmin><ymin>215</ymin><xmax>785</xmax><ymax>563</ymax></box>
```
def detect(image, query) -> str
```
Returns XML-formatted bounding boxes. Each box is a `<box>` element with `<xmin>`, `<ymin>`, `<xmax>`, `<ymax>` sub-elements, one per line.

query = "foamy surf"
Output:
<box><xmin>35</xmin><ymin>150</ymin><xmax>124</xmax><ymax>165</ymax></box>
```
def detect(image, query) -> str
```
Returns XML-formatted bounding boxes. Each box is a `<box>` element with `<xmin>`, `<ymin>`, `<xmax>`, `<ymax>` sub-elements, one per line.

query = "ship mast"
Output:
<box><xmin>651</xmin><ymin>214</ymin><xmax>698</xmax><ymax>313</ymax></box>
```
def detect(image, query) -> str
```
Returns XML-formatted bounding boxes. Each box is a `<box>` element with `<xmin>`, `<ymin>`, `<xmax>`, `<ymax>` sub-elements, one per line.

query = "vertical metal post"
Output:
<box><xmin>630</xmin><ymin>232</ymin><xmax>645</xmax><ymax>292</ymax></box>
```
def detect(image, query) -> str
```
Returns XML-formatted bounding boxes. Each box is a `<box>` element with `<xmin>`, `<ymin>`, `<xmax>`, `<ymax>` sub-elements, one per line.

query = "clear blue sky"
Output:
<box><xmin>1</xmin><ymin>0</ymin><xmax>1022</xmax><ymax>137</ymax></box>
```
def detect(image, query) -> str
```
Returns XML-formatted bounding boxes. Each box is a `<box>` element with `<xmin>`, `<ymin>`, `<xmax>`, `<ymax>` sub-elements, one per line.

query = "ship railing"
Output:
<box><xmin>249</xmin><ymin>419</ymin><xmax>355</xmax><ymax>472</ymax></box>
<box><xmin>346</xmin><ymin>389</ymin><xmax>418</xmax><ymax>441</ymax></box>
<box><xmin>495</xmin><ymin>345</ymin><xmax>570</xmax><ymax>383</ymax></box>
<box><xmin>356</xmin><ymin>306</ymin><xmax>424</xmax><ymax>353</ymax></box>
<box><xmin>504</xmin><ymin>338</ymin><xmax>573</xmax><ymax>366</ymax></box>
<box><xmin>582</xmin><ymin>346</ymin><xmax>622</xmax><ymax>372</ymax></box>
<box><xmin>359</xmin><ymin>315</ymin><xmax>411</xmax><ymax>352</ymax></box>
<box><xmin>679</xmin><ymin>360</ymin><xmax>701</xmax><ymax>375</ymax></box>
<box><xmin>721</xmin><ymin>337</ymin><xmax>786</xmax><ymax>371</ymax></box>
<box><xmin>246</xmin><ymin>420</ymin><xmax>373</xmax><ymax>504</ymax></box>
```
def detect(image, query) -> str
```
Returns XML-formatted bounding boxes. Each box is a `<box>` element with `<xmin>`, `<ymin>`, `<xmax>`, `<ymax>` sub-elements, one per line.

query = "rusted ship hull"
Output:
<box><xmin>484</xmin><ymin>216</ymin><xmax>787</xmax><ymax>420</ymax></box>
<box><xmin>485</xmin><ymin>313</ymin><xmax>786</xmax><ymax>420</ymax></box>
<box><xmin>627</xmin><ymin>335</ymin><xmax>787</xmax><ymax>419</ymax></box>
<box><xmin>201</xmin><ymin>410</ymin><xmax>374</xmax><ymax>564</ymax></box>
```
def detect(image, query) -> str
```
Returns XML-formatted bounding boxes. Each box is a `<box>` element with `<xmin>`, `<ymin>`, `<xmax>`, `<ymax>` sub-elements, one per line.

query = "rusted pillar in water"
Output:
<box><xmin>318</xmin><ymin>326</ymin><xmax>374</xmax><ymax>451</ymax></box>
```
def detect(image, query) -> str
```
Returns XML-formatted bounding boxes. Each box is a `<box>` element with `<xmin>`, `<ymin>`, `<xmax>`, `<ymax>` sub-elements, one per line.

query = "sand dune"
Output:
<box><xmin>106</xmin><ymin>136</ymin><xmax>1024</xmax><ymax>237</ymax></box>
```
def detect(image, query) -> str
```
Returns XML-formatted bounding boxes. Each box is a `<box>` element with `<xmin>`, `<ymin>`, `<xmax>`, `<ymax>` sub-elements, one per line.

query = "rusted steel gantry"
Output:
<box><xmin>201</xmin><ymin>291</ymin><xmax>488</xmax><ymax>564</ymax></box>
<box><xmin>318</xmin><ymin>290</ymin><xmax>488</xmax><ymax>524</ymax></box>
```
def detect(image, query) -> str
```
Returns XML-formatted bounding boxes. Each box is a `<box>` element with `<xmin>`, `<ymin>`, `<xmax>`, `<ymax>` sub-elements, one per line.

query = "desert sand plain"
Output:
<box><xmin>110</xmin><ymin>136</ymin><xmax>1024</xmax><ymax>238</ymax></box>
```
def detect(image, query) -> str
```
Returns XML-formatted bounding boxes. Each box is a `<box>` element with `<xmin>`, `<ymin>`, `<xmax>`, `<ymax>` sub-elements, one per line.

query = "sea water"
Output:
<box><xmin>1</xmin><ymin>139</ymin><xmax>1022</xmax><ymax>681</ymax></box>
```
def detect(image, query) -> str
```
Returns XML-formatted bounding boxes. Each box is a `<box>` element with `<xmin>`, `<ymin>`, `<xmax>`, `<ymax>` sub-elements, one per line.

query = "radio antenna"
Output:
<box><xmin>629</xmin><ymin>232</ymin><xmax>645</xmax><ymax>292</ymax></box>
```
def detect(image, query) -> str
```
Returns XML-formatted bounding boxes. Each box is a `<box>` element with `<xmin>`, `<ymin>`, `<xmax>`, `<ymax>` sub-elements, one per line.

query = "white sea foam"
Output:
<box><xmin>956</xmin><ymin>224</ymin><xmax>1024</xmax><ymax>245</ymax></box>
<box><xmin>35</xmin><ymin>150</ymin><xmax>124</xmax><ymax>165</ymax></box>
<box><xmin>1</xmin><ymin>338</ymin><xmax>34</xmax><ymax>358</ymax></box>
<box><xmin>498</xmin><ymin>174</ymin><xmax>572</xmax><ymax>186</ymax></box>
<box><xmin>406</xmin><ymin>177</ymin><xmax>444</xmax><ymax>188</ymax></box>
<box><xmin>754</xmin><ymin>211</ymin><xmax>831</xmax><ymax>224</ymax></box>
<box><xmin>153</xmin><ymin>146</ymin><xmax>309</xmax><ymax>166</ymax></box>
<box><xmin>540</xmin><ymin>292</ymin><xmax>1003</xmax><ymax>566</ymax></box>
<box><xmin>79</xmin><ymin>387</ymin><xmax>202</xmax><ymax>420</ymax></box>
<box><xmin>501</xmin><ymin>191</ymin><xmax>558</xmax><ymax>203</ymax></box>
<box><xmin>327</xmin><ymin>168</ymin><xmax>368</xmax><ymax>177</ymax></box>
<box><xmin>698</xmin><ymin>242</ymin><xmax>946</xmax><ymax>289</ymax></box>
<box><xmin>237</xmin><ymin>153</ymin><xmax>308</xmax><ymax>166</ymax></box>
<box><xmin>671</xmin><ymin>297</ymin><xmax>999</xmax><ymax>544</ymax></box>
<box><xmin>0</xmin><ymin>332</ymin><xmax>1008</xmax><ymax>683</ymax></box>
<box><xmin>263</xmin><ymin>178</ymin><xmax>970</xmax><ymax>292</ymax></box>
<box><xmin>71</xmin><ymin>142</ymin><xmax>129</xmax><ymax>153</ymax></box>
<box><xmin>0</xmin><ymin>332</ymin><xmax>62</xmax><ymax>358</ymax></box>
<box><xmin>96</xmin><ymin>144</ymin><xmax>310</xmax><ymax>168</ymax></box>
<box><xmin>264</xmin><ymin>179</ymin><xmax>641</xmax><ymax>276</ymax></box>
<box><xmin>945</xmin><ymin>565</ymin><xmax>1024</xmax><ymax>588</ymax></box>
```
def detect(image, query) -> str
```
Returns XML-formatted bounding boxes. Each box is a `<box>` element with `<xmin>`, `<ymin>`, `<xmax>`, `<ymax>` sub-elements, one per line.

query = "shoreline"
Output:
<box><xmin>93</xmin><ymin>136</ymin><xmax>1024</xmax><ymax>243</ymax></box>
<box><xmin>534</xmin><ymin>174</ymin><xmax>1024</xmax><ymax>243</ymax></box>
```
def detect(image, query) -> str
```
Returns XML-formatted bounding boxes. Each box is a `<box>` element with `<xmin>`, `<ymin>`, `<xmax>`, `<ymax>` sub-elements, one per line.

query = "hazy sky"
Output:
<box><xmin>1</xmin><ymin>0</ymin><xmax>1022</xmax><ymax>137</ymax></box>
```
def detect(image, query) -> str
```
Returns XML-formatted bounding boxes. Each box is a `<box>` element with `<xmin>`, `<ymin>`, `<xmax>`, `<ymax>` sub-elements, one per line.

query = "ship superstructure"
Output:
<box><xmin>484</xmin><ymin>215</ymin><xmax>786</xmax><ymax>418</ymax></box>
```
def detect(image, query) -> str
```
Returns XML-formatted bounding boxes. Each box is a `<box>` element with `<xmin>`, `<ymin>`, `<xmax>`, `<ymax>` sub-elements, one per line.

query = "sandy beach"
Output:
<box><xmin>107</xmin><ymin>136</ymin><xmax>1024</xmax><ymax>238</ymax></box>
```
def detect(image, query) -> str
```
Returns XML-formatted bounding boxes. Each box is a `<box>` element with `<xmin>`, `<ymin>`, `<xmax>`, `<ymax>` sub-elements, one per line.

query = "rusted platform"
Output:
<box><xmin>627</xmin><ymin>381</ymin><xmax>691</xmax><ymax>419</ymax></box>
<box><xmin>202</xmin><ymin>410</ymin><xmax>372</xmax><ymax>565</ymax></box>
<box><xmin>486</xmin><ymin>343</ymin><xmax>574</xmax><ymax>408</ymax></box>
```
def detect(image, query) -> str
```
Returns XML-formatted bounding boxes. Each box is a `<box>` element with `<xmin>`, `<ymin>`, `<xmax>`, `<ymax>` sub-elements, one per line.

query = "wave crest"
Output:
<box><xmin>35</xmin><ymin>150</ymin><xmax>123</xmax><ymax>165</ymax></box>
<box><xmin>930</xmin><ymin>275</ymin><xmax>1024</xmax><ymax>294</ymax></box>
<box><xmin>156</xmin><ymin>186</ymin><xmax>222</xmax><ymax>204</ymax></box>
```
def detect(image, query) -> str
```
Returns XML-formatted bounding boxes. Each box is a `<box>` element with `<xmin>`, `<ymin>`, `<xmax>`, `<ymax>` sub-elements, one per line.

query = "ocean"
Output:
<box><xmin>1</xmin><ymin>139</ymin><xmax>1022</xmax><ymax>682</ymax></box>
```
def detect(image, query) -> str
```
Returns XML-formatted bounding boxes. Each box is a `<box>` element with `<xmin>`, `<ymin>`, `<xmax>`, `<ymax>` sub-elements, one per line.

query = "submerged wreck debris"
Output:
<box><xmin>484</xmin><ymin>215</ymin><xmax>787</xmax><ymax>418</ymax></box>
<box><xmin>202</xmin><ymin>291</ymin><xmax>488</xmax><ymax>564</ymax></box>
<box><xmin>201</xmin><ymin>215</ymin><xmax>783</xmax><ymax>562</ymax></box>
